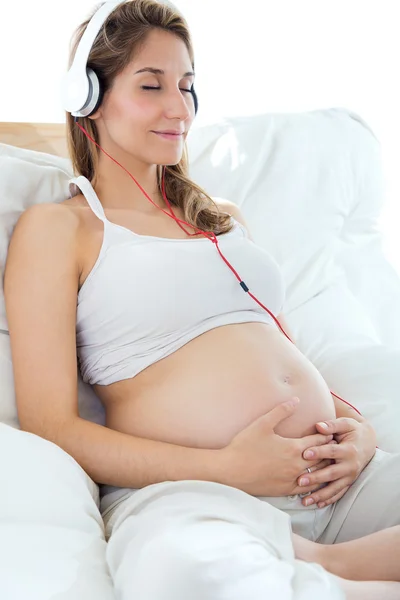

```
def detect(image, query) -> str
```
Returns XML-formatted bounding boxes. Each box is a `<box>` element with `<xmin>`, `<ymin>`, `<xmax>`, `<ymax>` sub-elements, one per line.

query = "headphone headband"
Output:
<box><xmin>72</xmin><ymin>1</ymin><xmax>123</xmax><ymax>77</ymax></box>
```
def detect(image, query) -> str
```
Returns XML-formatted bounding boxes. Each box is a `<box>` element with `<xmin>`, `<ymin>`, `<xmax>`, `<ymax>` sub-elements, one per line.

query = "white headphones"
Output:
<box><xmin>61</xmin><ymin>0</ymin><xmax>183</xmax><ymax>118</ymax></box>
<box><xmin>61</xmin><ymin>1</ymin><xmax>125</xmax><ymax>117</ymax></box>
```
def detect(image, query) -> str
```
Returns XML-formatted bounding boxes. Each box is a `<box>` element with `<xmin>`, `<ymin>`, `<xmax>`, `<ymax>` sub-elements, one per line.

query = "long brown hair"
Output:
<box><xmin>66</xmin><ymin>0</ymin><xmax>233</xmax><ymax>235</ymax></box>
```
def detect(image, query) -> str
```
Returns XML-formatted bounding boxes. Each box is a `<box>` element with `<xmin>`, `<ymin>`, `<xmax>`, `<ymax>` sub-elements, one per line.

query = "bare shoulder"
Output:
<box><xmin>12</xmin><ymin>201</ymin><xmax>81</xmax><ymax>236</ymax></box>
<box><xmin>214</xmin><ymin>196</ymin><xmax>245</xmax><ymax>222</ymax></box>
<box><xmin>213</xmin><ymin>197</ymin><xmax>253</xmax><ymax>240</ymax></box>
<box><xmin>6</xmin><ymin>202</ymin><xmax>82</xmax><ymax>276</ymax></box>
<box><xmin>213</xmin><ymin>197</ymin><xmax>238</xmax><ymax>212</ymax></box>
<box><xmin>61</xmin><ymin>192</ymin><xmax>89</xmax><ymax>209</ymax></box>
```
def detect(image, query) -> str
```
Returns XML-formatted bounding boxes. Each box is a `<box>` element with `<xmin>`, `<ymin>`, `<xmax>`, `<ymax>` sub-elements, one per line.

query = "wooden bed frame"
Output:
<box><xmin>0</xmin><ymin>122</ymin><xmax>68</xmax><ymax>158</ymax></box>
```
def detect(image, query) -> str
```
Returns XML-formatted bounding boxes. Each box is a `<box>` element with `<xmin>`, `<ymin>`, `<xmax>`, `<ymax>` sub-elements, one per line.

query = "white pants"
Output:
<box><xmin>101</xmin><ymin>449</ymin><xmax>400</xmax><ymax>599</ymax></box>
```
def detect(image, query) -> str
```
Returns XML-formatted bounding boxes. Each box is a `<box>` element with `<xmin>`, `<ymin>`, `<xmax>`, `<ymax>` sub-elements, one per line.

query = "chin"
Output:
<box><xmin>156</xmin><ymin>154</ymin><xmax>183</xmax><ymax>167</ymax></box>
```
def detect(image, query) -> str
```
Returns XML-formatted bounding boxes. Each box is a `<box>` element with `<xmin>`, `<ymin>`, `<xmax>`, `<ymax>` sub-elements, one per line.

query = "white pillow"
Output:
<box><xmin>188</xmin><ymin>107</ymin><xmax>400</xmax><ymax>347</ymax></box>
<box><xmin>0</xmin><ymin>143</ymin><xmax>105</xmax><ymax>428</ymax></box>
<box><xmin>0</xmin><ymin>423</ymin><xmax>114</xmax><ymax>600</ymax></box>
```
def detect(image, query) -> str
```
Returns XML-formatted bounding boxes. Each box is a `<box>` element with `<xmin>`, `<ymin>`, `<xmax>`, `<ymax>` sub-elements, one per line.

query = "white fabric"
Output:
<box><xmin>1</xmin><ymin>107</ymin><xmax>400</xmax><ymax>597</ymax></box>
<box><xmin>98</xmin><ymin>448</ymin><xmax>399</xmax><ymax>599</ymax></box>
<box><xmin>0</xmin><ymin>423</ymin><xmax>115</xmax><ymax>600</ymax></box>
<box><xmin>103</xmin><ymin>480</ymin><xmax>344</xmax><ymax>600</ymax></box>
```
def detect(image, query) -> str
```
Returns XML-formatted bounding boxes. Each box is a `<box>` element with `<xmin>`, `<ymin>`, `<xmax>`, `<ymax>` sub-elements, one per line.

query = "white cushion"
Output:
<box><xmin>0</xmin><ymin>423</ymin><xmax>114</xmax><ymax>600</ymax></box>
<box><xmin>188</xmin><ymin>107</ymin><xmax>400</xmax><ymax>345</ymax></box>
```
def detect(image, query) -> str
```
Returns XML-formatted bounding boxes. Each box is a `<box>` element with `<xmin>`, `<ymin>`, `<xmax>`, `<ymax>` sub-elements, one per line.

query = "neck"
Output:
<box><xmin>93</xmin><ymin>151</ymin><xmax>168</xmax><ymax>214</ymax></box>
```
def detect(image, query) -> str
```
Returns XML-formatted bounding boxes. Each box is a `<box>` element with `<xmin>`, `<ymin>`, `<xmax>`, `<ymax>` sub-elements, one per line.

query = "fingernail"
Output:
<box><xmin>304</xmin><ymin>498</ymin><xmax>315</xmax><ymax>506</ymax></box>
<box><xmin>299</xmin><ymin>477</ymin><xmax>309</xmax><ymax>486</ymax></box>
<box><xmin>318</xmin><ymin>502</ymin><xmax>325</xmax><ymax>508</ymax></box>
<box><xmin>317</xmin><ymin>422</ymin><xmax>329</xmax><ymax>429</ymax></box>
<box><xmin>304</xmin><ymin>450</ymin><xmax>314</xmax><ymax>459</ymax></box>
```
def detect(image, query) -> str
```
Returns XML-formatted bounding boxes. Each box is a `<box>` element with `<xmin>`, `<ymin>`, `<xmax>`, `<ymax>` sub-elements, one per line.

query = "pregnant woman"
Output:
<box><xmin>4</xmin><ymin>2</ymin><xmax>400</xmax><ymax>598</ymax></box>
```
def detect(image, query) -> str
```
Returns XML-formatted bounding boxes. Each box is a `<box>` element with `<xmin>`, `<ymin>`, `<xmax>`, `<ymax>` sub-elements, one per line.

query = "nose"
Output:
<box><xmin>165</xmin><ymin>86</ymin><xmax>192</xmax><ymax>121</ymax></box>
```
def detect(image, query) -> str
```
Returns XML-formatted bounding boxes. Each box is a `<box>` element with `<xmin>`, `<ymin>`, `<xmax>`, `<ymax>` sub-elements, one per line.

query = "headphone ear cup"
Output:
<box><xmin>78</xmin><ymin>68</ymin><xmax>102</xmax><ymax>118</ymax></box>
<box><xmin>191</xmin><ymin>85</ymin><xmax>198</xmax><ymax>115</ymax></box>
<box><xmin>88</xmin><ymin>71</ymin><xmax>105</xmax><ymax>117</ymax></box>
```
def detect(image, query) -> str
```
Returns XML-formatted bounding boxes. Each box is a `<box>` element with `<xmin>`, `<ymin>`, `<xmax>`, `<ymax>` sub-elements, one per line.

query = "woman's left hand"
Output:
<box><xmin>297</xmin><ymin>417</ymin><xmax>377</xmax><ymax>508</ymax></box>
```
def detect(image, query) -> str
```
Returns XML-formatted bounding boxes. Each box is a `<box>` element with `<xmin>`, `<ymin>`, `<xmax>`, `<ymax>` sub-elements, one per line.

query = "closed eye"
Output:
<box><xmin>141</xmin><ymin>86</ymin><xmax>192</xmax><ymax>93</ymax></box>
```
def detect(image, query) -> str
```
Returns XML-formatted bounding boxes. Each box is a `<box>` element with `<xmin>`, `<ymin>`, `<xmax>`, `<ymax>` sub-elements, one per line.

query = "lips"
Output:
<box><xmin>154</xmin><ymin>130</ymin><xmax>184</xmax><ymax>135</ymax></box>
<box><xmin>153</xmin><ymin>131</ymin><xmax>184</xmax><ymax>140</ymax></box>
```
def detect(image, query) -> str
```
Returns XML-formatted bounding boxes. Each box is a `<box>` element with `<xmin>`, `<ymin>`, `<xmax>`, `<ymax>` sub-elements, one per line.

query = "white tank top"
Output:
<box><xmin>71</xmin><ymin>176</ymin><xmax>286</xmax><ymax>386</ymax></box>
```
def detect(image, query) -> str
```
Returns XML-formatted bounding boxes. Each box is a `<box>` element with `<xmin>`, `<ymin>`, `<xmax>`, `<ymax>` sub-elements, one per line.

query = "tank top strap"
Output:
<box><xmin>69</xmin><ymin>175</ymin><xmax>106</xmax><ymax>222</ymax></box>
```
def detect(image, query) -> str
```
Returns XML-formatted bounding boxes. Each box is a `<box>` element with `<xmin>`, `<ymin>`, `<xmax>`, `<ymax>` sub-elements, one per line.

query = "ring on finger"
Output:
<box><xmin>306</xmin><ymin>467</ymin><xmax>312</xmax><ymax>474</ymax></box>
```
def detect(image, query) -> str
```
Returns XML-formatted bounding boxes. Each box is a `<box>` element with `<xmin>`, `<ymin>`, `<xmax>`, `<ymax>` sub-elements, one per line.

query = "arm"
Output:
<box><xmin>47</xmin><ymin>417</ymin><xmax>223</xmax><ymax>488</ymax></box>
<box><xmin>4</xmin><ymin>204</ymin><xmax>222</xmax><ymax>489</ymax></box>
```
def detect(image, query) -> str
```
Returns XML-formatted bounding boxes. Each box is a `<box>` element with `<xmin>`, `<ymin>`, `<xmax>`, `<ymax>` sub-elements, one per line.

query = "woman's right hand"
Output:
<box><xmin>218</xmin><ymin>397</ymin><xmax>334</xmax><ymax>497</ymax></box>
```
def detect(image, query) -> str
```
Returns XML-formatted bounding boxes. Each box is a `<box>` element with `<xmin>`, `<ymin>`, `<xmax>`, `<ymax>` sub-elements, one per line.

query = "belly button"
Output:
<box><xmin>283</xmin><ymin>374</ymin><xmax>291</xmax><ymax>384</ymax></box>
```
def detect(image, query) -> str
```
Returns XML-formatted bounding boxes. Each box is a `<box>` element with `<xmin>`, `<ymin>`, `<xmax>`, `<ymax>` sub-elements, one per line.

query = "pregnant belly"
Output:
<box><xmin>97</xmin><ymin>322</ymin><xmax>336</xmax><ymax>449</ymax></box>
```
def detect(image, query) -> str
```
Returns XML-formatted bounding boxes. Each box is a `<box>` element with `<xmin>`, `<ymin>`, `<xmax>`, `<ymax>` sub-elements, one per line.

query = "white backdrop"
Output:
<box><xmin>1</xmin><ymin>0</ymin><xmax>399</xmax><ymax>272</ymax></box>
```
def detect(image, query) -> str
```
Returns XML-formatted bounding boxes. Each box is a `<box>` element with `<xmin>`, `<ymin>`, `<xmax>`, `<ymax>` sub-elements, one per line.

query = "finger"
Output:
<box><xmin>315</xmin><ymin>418</ymin><xmax>358</xmax><ymax>436</ymax></box>
<box><xmin>298</xmin><ymin>458</ymin><xmax>334</xmax><ymax>479</ymax></box>
<box><xmin>312</xmin><ymin>458</ymin><xmax>333</xmax><ymax>471</ymax></box>
<box><xmin>300</xmin><ymin>458</ymin><xmax>332</xmax><ymax>477</ymax></box>
<box><xmin>302</xmin><ymin>441</ymin><xmax>346</xmax><ymax>462</ymax></box>
<box><xmin>298</xmin><ymin>459</ymin><xmax>332</xmax><ymax>486</ymax></box>
<box><xmin>299</xmin><ymin>432</ymin><xmax>334</xmax><ymax>449</ymax></box>
<box><xmin>315</xmin><ymin>486</ymin><xmax>350</xmax><ymax>508</ymax></box>
<box><xmin>298</xmin><ymin>452</ymin><xmax>336</xmax><ymax>476</ymax></box>
<box><xmin>291</xmin><ymin>481</ymin><xmax>328</xmax><ymax>496</ymax></box>
<box><xmin>298</xmin><ymin>463</ymin><xmax>345</xmax><ymax>489</ymax></box>
<box><xmin>263</xmin><ymin>397</ymin><xmax>301</xmax><ymax>431</ymax></box>
<box><xmin>302</xmin><ymin>479</ymin><xmax>351</xmax><ymax>507</ymax></box>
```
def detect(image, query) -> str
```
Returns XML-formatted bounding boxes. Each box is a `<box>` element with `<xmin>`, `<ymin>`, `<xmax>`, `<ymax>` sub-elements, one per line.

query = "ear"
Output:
<box><xmin>88</xmin><ymin>109</ymin><xmax>102</xmax><ymax>121</ymax></box>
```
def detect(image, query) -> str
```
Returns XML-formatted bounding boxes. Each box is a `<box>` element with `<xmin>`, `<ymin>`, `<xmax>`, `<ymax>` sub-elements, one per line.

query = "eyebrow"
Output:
<box><xmin>134</xmin><ymin>67</ymin><xmax>195</xmax><ymax>77</ymax></box>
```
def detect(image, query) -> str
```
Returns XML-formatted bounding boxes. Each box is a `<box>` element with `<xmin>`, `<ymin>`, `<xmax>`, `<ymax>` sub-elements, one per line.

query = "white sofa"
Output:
<box><xmin>1</xmin><ymin>107</ymin><xmax>399</xmax><ymax>599</ymax></box>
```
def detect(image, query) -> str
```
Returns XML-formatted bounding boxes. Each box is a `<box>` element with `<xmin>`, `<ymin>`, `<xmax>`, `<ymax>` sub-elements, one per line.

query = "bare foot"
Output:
<box><xmin>293</xmin><ymin>527</ymin><xmax>400</xmax><ymax>582</ymax></box>
<box><xmin>292</xmin><ymin>534</ymin><xmax>400</xmax><ymax>599</ymax></box>
<box><xmin>332</xmin><ymin>577</ymin><xmax>400</xmax><ymax>600</ymax></box>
